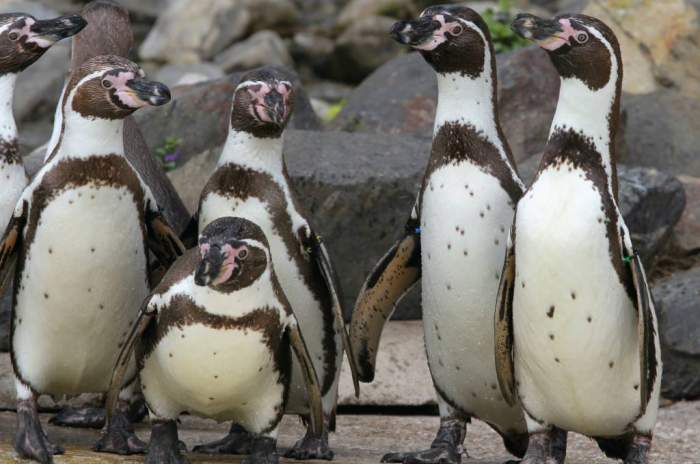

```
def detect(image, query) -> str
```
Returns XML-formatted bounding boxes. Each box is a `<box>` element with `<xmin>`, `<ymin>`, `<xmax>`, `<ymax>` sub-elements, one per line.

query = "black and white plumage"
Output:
<box><xmin>0</xmin><ymin>55</ymin><xmax>182</xmax><ymax>463</ymax></box>
<box><xmin>495</xmin><ymin>14</ymin><xmax>661</xmax><ymax>464</ymax></box>
<box><xmin>105</xmin><ymin>217</ymin><xmax>324</xmax><ymax>464</ymax></box>
<box><xmin>351</xmin><ymin>6</ymin><xmax>528</xmax><ymax>463</ymax></box>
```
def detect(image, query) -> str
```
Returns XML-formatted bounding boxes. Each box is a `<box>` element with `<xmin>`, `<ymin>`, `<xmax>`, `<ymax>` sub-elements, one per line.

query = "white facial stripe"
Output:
<box><xmin>236</xmin><ymin>80</ymin><xmax>267</xmax><ymax>91</ymax></box>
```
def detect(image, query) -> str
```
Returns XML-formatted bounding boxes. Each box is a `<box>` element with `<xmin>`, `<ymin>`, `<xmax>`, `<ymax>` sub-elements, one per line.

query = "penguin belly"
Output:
<box><xmin>421</xmin><ymin>162</ymin><xmax>523</xmax><ymax>432</ymax></box>
<box><xmin>200</xmin><ymin>193</ymin><xmax>342</xmax><ymax>415</ymax></box>
<box><xmin>141</xmin><ymin>320</ymin><xmax>287</xmax><ymax>431</ymax></box>
<box><xmin>513</xmin><ymin>165</ymin><xmax>641</xmax><ymax>437</ymax></box>
<box><xmin>0</xmin><ymin>162</ymin><xmax>26</xmax><ymax>230</ymax></box>
<box><xmin>13</xmin><ymin>184</ymin><xmax>147</xmax><ymax>395</ymax></box>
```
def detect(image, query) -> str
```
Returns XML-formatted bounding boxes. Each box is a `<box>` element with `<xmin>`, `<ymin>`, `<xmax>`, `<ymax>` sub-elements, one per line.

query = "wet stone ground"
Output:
<box><xmin>0</xmin><ymin>402</ymin><xmax>696</xmax><ymax>463</ymax></box>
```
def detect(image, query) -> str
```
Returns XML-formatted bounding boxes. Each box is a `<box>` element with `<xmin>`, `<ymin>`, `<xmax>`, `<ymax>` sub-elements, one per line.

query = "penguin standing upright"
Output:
<box><xmin>495</xmin><ymin>14</ymin><xmax>661</xmax><ymax>464</ymax></box>
<box><xmin>0</xmin><ymin>55</ymin><xmax>184</xmax><ymax>463</ymax></box>
<box><xmin>106</xmin><ymin>216</ymin><xmax>325</xmax><ymax>464</ymax></box>
<box><xmin>0</xmin><ymin>11</ymin><xmax>85</xmax><ymax>254</ymax></box>
<box><xmin>350</xmin><ymin>6</ymin><xmax>528</xmax><ymax>463</ymax></box>
<box><xmin>191</xmin><ymin>65</ymin><xmax>358</xmax><ymax>460</ymax></box>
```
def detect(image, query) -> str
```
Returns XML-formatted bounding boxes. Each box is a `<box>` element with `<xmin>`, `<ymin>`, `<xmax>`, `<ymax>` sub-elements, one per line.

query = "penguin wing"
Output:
<box><xmin>626</xmin><ymin>248</ymin><xmax>658</xmax><ymax>415</ymax></box>
<box><xmin>305</xmin><ymin>225</ymin><xmax>360</xmax><ymax>397</ymax></box>
<box><xmin>494</xmin><ymin>224</ymin><xmax>517</xmax><ymax>407</ymax></box>
<box><xmin>349</xmin><ymin>208</ymin><xmax>421</xmax><ymax>383</ymax></box>
<box><xmin>146</xmin><ymin>210</ymin><xmax>186</xmax><ymax>269</ymax></box>
<box><xmin>105</xmin><ymin>297</ymin><xmax>157</xmax><ymax>429</ymax></box>
<box><xmin>179</xmin><ymin>209</ymin><xmax>200</xmax><ymax>249</ymax></box>
<box><xmin>288</xmin><ymin>319</ymin><xmax>325</xmax><ymax>437</ymax></box>
<box><xmin>0</xmin><ymin>202</ymin><xmax>26</xmax><ymax>294</ymax></box>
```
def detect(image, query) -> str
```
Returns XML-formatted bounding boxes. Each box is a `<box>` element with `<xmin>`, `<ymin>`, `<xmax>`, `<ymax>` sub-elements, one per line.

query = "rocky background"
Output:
<box><xmin>0</xmin><ymin>0</ymin><xmax>699</xmax><ymax>404</ymax></box>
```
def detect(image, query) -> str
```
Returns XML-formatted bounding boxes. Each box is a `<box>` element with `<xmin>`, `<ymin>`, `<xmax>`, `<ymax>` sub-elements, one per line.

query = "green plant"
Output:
<box><xmin>322</xmin><ymin>99</ymin><xmax>347</xmax><ymax>124</ymax></box>
<box><xmin>155</xmin><ymin>137</ymin><xmax>182</xmax><ymax>172</ymax></box>
<box><xmin>483</xmin><ymin>0</ymin><xmax>530</xmax><ymax>54</ymax></box>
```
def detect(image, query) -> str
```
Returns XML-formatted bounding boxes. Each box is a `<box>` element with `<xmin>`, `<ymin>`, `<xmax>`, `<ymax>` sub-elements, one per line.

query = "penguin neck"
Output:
<box><xmin>547</xmin><ymin>74</ymin><xmax>619</xmax><ymax>179</ymax></box>
<box><xmin>0</xmin><ymin>73</ymin><xmax>19</xmax><ymax>160</ymax></box>
<box><xmin>54</xmin><ymin>108</ymin><xmax>125</xmax><ymax>160</ymax></box>
<box><xmin>218</xmin><ymin>129</ymin><xmax>286</xmax><ymax>177</ymax></box>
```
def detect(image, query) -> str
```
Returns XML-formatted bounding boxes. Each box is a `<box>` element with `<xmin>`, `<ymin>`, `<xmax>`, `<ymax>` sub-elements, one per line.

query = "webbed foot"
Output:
<box><xmin>243</xmin><ymin>436</ymin><xmax>279</xmax><ymax>464</ymax></box>
<box><xmin>15</xmin><ymin>398</ymin><xmax>64</xmax><ymax>464</ymax></box>
<box><xmin>192</xmin><ymin>422</ymin><xmax>254</xmax><ymax>454</ymax></box>
<box><xmin>93</xmin><ymin>401</ymin><xmax>146</xmax><ymax>455</ymax></box>
<box><xmin>284</xmin><ymin>427</ymin><xmax>333</xmax><ymax>460</ymax></box>
<box><xmin>624</xmin><ymin>435</ymin><xmax>651</xmax><ymax>464</ymax></box>
<box><xmin>50</xmin><ymin>406</ymin><xmax>105</xmax><ymax>429</ymax></box>
<box><xmin>147</xmin><ymin>420</ymin><xmax>190</xmax><ymax>464</ymax></box>
<box><xmin>381</xmin><ymin>446</ymin><xmax>461</xmax><ymax>464</ymax></box>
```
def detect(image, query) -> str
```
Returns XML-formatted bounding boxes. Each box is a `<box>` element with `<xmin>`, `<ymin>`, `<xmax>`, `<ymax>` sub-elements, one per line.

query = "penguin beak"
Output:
<box><xmin>261</xmin><ymin>90</ymin><xmax>289</xmax><ymax>127</ymax></box>
<box><xmin>29</xmin><ymin>15</ymin><xmax>87</xmax><ymax>47</ymax></box>
<box><xmin>125</xmin><ymin>78</ymin><xmax>171</xmax><ymax>107</ymax></box>
<box><xmin>194</xmin><ymin>248</ymin><xmax>224</xmax><ymax>287</ymax></box>
<box><xmin>511</xmin><ymin>14</ymin><xmax>573</xmax><ymax>51</ymax></box>
<box><xmin>390</xmin><ymin>16</ymin><xmax>440</xmax><ymax>47</ymax></box>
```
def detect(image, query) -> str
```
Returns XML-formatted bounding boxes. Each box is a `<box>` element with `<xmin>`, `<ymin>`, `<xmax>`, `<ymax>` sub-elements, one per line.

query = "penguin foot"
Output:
<box><xmin>624</xmin><ymin>435</ymin><xmax>651</xmax><ymax>464</ymax></box>
<box><xmin>284</xmin><ymin>428</ymin><xmax>334</xmax><ymax>460</ymax></box>
<box><xmin>243</xmin><ymin>436</ymin><xmax>279</xmax><ymax>464</ymax></box>
<box><xmin>15</xmin><ymin>399</ymin><xmax>64</xmax><ymax>464</ymax></box>
<box><xmin>381</xmin><ymin>446</ymin><xmax>461</xmax><ymax>464</ymax></box>
<box><xmin>521</xmin><ymin>429</ymin><xmax>564</xmax><ymax>464</ymax></box>
<box><xmin>146</xmin><ymin>420</ymin><xmax>190</xmax><ymax>464</ymax></box>
<box><xmin>50</xmin><ymin>406</ymin><xmax>105</xmax><ymax>429</ymax></box>
<box><xmin>93</xmin><ymin>405</ymin><xmax>146</xmax><ymax>455</ymax></box>
<box><xmin>192</xmin><ymin>422</ymin><xmax>254</xmax><ymax>454</ymax></box>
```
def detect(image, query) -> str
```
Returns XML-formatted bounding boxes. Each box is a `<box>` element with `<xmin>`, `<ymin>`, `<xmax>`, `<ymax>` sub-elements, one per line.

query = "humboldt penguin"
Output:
<box><xmin>46</xmin><ymin>0</ymin><xmax>190</xmax><ymax>430</ymax></box>
<box><xmin>0</xmin><ymin>55</ymin><xmax>184</xmax><ymax>463</ymax></box>
<box><xmin>0</xmin><ymin>12</ymin><xmax>86</xmax><ymax>285</ymax></box>
<box><xmin>350</xmin><ymin>6</ymin><xmax>528</xmax><ymax>463</ymax></box>
<box><xmin>494</xmin><ymin>14</ymin><xmax>661</xmax><ymax>464</ymax></box>
<box><xmin>191</xmin><ymin>66</ymin><xmax>358</xmax><ymax>460</ymax></box>
<box><xmin>105</xmin><ymin>216</ymin><xmax>325</xmax><ymax>464</ymax></box>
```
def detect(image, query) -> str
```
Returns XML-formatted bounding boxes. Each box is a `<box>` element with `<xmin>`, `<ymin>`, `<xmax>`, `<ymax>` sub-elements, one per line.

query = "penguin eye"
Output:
<box><xmin>8</xmin><ymin>32</ymin><xmax>19</xmax><ymax>41</ymax></box>
<box><xmin>102</xmin><ymin>80</ymin><xmax>113</xmax><ymax>89</ymax></box>
<box><xmin>450</xmin><ymin>25</ymin><xmax>463</xmax><ymax>36</ymax></box>
<box><xmin>238</xmin><ymin>248</ymin><xmax>248</xmax><ymax>260</ymax></box>
<box><xmin>574</xmin><ymin>31</ymin><xmax>588</xmax><ymax>44</ymax></box>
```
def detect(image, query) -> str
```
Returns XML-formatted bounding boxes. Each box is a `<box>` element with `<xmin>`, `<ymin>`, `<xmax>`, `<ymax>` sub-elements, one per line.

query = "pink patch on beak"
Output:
<box><xmin>211</xmin><ymin>244</ymin><xmax>248</xmax><ymax>286</ymax></box>
<box><xmin>538</xmin><ymin>18</ymin><xmax>584</xmax><ymax>51</ymax></box>
<box><xmin>247</xmin><ymin>83</ymin><xmax>275</xmax><ymax>123</ymax></box>
<box><xmin>199</xmin><ymin>243</ymin><xmax>210</xmax><ymax>258</ymax></box>
<box><xmin>414</xmin><ymin>15</ymin><xmax>463</xmax><ymax>51</ymax></box>
<box><xmin>108</xmin><ymin>71</ymin><xmax>147</xmax><ymax>108</ymax></box>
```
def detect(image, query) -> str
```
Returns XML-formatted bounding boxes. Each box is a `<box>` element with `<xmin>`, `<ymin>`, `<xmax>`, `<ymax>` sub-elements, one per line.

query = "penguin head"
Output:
<box><xmin>511</xmin><ymin>13</ymin><xmax>621</xmax><ymax>90</ymax></box>
<box><xmin>195</xmin><ymin>217</ymin><xmax>271</xmax><ymax>292</ymax></box>
<box><xmin>390</xmin><ymin>6</ymin><xmax>491</xmax><ymax>77</ymax></box>
<box><xmin>0</xmin><ymin>13</ymin><xmax>86</xmax><ymax>74</ymax></box>
<box><xmin>230</xmin><ymin>66</ymin><xmax>295</xmax><ymax>138</ymax></box>
<box><xmin>65</xmin><ymin>55</ymin><xmax>171</xmax><ymax>120</ymax></box>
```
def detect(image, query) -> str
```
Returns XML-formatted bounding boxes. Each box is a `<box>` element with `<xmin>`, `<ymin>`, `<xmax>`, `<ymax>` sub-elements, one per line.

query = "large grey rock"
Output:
<box><xmin>653</xmin><ymin>266</ymin><xmax>700</xmax><ymax>400</ymax></box>
<box><xmin>214</xmin><ymin>30</ymin><xmax>293</xmax><ymax>73</ymax></box>
<box><xmin>673</xmin><ymin>176</ymin><xmax>700</xmax><ymax>252</ymax></box>
<box><xmin>623</xmin><ymin>90</ymin><xmax>700</xmax><ymax>177</ymax></box>
<box><xmin>333</xmin><ymin>46</ymin><xmax>562</xmax><ymax>162</ymax></box>
<box><xmin>133</xmin><ymin>70</ymin><xmax>321</xmax><ymax>166</ymax></box>
<box><xmin>155</xmin><ymin>63</ymin><xmax>225</xmax><ymax>88</ymax></box>
<box><xmin>139</xmin><ymin>0</ymin><xmax>298</xmax><ymax>63</ymax></box>
<box><xmin>337</xmin><ymin>0</ymin><xmax>417</xmax><ymax>28</ymax></box>
<box><xmin>113</xmin><ymin>0</ymin><xmax>170</xmax><ymax>18</ymax></box>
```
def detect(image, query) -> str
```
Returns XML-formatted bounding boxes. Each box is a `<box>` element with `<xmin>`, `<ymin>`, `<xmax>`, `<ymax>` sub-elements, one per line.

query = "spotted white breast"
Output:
<box><xmin>0</xmin><ymin>161</ymin><xmax>25</xmax><ymax>231</ymax></box>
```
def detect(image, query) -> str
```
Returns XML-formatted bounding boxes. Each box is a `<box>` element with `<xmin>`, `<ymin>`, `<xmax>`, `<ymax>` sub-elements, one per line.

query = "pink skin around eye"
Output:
<box><xmin>12</xmin><ymin>18</ymin><xmax>50</xmax><ymax>48</ymax></box>
<box><xmin>539</xmin><ymin>18</ymin><xmax>581</xmax><ymax>51</ymax></box>
<box><xmin>247</xmin><ymin>83</ymin><xmax>275</xmax><ymax>123</ymax></box>
<box><xmin>199</xmin><ymin>243</ymin><xmax>210</xmax><ymax>258</ymax></box>
<box><xmin>105</xmin><ymin>71</ymin><xmax>147</xmax><ymax>108</ymax></box>
<box><xmin>212</xmin><ymin>244</ymin><xmax>248</xmax><ymax>286</ymax></box>
<box><xmin>414</xmin><ymin>14</ymin><xmax>464</xmax><ymax>51</ymax></box>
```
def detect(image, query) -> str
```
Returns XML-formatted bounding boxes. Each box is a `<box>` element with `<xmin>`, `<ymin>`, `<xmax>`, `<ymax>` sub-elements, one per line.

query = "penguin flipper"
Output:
<box><xmin>494</xmin><ymin>224</ymin><xmax>517</xmax><ymax>407</ymax></box>
<box><xmin>146</xmin><ymin>211</ymin><xmax>186</xmax><ymax>268</ymax></box>
<box><xmin>627</xmin><ymin>250</ymin><xmax>658</xmax><ymax>415</ymax></box>
<box><xmin>0</xmin><ymin>203</ymin><xmax>26</xmax><ymax>292</ymax></box>
<box><xmin>288</xmin><ymin>320</ymin><xmax>325</xmax><ymax>437</ymax></box>
<box><xmin>179</xmin><ymin>210</ymin><xmax>199</xmax><ymax>250</ymax></box>
<box><xmin>105</xmin><ymin>298</ymin><xmax>156</xmax><ymax>431</ymax></box>
<box><xmin>303</xmin><ymin>225</ymin><xmax>361</xmax><ymax>397</ymax></box>
<box><xmin>349</xmin><ymin>210</ymin><xmax>421</xmax><ymax>383</ymax></box>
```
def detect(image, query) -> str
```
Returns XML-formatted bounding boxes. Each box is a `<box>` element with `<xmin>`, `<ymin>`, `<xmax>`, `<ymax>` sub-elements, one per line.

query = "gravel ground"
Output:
<box><xmin>0</xmin><ymin>401</ymin><xmax>696</xmax><ymax>463</ymax></box>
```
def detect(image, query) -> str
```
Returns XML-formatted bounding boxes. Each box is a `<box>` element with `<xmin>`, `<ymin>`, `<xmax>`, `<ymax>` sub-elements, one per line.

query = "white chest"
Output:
<box><xmin>0</xmin><ymin>161</ymin><xmax>26</xmax><ymax>230</ymax></box>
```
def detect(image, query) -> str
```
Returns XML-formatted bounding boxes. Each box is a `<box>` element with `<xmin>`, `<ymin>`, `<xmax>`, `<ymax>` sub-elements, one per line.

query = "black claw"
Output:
<box><xmin>192</xmin><ymin>422</ymin><xmax>254</xmax><ymax>455</ymax></box>
<box><xmin>94</xmin><ymin>408</ymin><xmax>146</xmax><ymax>455</ymax></box>
<box><xmin>147</xmin><ymin>420</ymin><xmax>190</xmax><ymax>464</ymax></box>
<box><xmin>15</xmin><ymin>398</ymin><xmax>63</xmax><ymax>464</ymax></box>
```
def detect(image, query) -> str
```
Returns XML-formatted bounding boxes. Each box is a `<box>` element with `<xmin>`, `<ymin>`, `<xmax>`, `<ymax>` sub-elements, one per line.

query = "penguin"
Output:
<box><xmin>0</xmin><ymin>12</ymin><xmax>86</xmax><ymax>283</ymax></box>
<box><xmin>105</xmin><ymin>216</ymin><xmax>325</xmax><ymax>464</ymax></box>
<box><xmin>350</xmin><ymin>6</ymin><xmax>528</xmax><ymax>463</ymax></box>
<box><xmin>0</xmin><ymin>55</ymin><xmax>184</xmax><ymax>463</ymax></box>
<box><xmin>190</xmin><ymin>65</ymin><xmax>359</xmax><ymax>460</ymax></box>
<box><xmin>46</xmin><ymin>0</ymin><xmax>190</xmax><ymax>430</ymax></box>
<box><xmin>494</xmin><ymin>14</ymin><xmax>661</xmax><ymax>464</ymax></box>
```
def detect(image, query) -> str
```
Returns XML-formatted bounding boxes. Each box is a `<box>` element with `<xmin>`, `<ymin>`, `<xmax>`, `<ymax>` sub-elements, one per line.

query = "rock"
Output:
<box><xmin>334</xmin><ymin>46</ymin><xmax>561</xmax><ymax>162</ymax></box>
<box><xmin>673</xmin><ymin>176</ymin><xmax>700</xmax><ymax>252</ymax></box>
<box><xmin>0</xmin><ymin>0</ymin><xmax>60</xmax><ymax>18</ymax></box>
<box><xmin>306</xmin><ymin>80</ymin><xmax>354</xmax><ymax>103</ymax></box>
<box><xmin>337</xmin><ymin>0</ymin><xmax>417</xmax><ymax>29</ymax></box>
<box><xmin>113</xmin><ymin>0</ymin><xmax>170</xmax><ymax>18</ymax></box>
<box><xmin>290</xmin><ymin>32</ymin><xmax>335</xmax><ymax>75</ymax></box>
<box><xmin>133</xmin><ymin>70</ymin><xmax>321</xmax><ymax>167</ymax></box>
<box><xmin>623</xmin><ymin>90</ymin><xmax>700</xmax><ymax>177</ymax></box>
<box><xmin>139</xmin><ymin>0</ymin><xmax>298</xmax><ymax>63</ymax></box>
<box><xmin>155</xmin><ymin>63</ymin><xmax>225</xmax><ymax>88</ymax></box>
<box><xmin>653</xmin><ymin>267</ymin><xmax>700</xmax><ymax>400</ymax></box>
<box><xmin>214</xmin><ymin>30</ymin><xmax>293</xmax><ymax>73</ymax></box>
<box><xmin>584</xmin><ymin>0</ymin><xmax>700</xmax><ymax>97</ymax></box>
<box><xmin>327</xmin><ymin>16</ymin><xmax>405</xmax><ymax>84</ymax></box>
